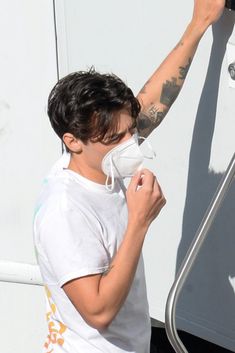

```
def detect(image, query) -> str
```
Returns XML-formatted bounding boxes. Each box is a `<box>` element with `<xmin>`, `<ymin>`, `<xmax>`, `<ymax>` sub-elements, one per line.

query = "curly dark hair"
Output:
<box><xmin>47</xmin><ymin>68</ymin><xmax>141</xmax><ymax>151</ymax></box>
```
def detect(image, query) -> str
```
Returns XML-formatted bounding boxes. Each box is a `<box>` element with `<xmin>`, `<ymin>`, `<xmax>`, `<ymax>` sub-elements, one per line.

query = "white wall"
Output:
<box><xmin>55</xmin><ymin>0</ymin><xmax>235</xmax><ymax>350</ymax></box>
<box><xmin>0</xmin><ymin>1</ymin><xmax>60</xmax><ymax>352</ymax></box>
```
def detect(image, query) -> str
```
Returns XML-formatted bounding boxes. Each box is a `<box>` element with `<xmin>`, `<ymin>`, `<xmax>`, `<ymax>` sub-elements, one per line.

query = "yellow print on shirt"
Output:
<box><xmin>44</xmin><ymin>286</ymin><xmax>67</xmax><ymax>353</ymax></box>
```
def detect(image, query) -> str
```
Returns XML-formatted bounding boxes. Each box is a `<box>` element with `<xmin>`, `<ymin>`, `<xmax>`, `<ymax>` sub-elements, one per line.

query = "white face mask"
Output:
<box><xmin>101</xmin><ymin>133</ymin><xmax>156</xmax><ymax>191</ymax></box>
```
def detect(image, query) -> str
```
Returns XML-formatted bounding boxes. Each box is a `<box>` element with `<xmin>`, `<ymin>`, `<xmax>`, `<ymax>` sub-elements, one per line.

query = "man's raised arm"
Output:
<box><xmin>137</xmin><ymin>0</ymin><xmax>225</xmax><ymax>137</ymax></box>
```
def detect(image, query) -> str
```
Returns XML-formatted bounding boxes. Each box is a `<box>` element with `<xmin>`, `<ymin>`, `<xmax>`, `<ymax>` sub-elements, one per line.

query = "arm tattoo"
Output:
<box><xmin>102</xmin><ymin>265</ymin><xmax>114</xmax><ymax>276</ymax></box>
<box><xmin>179</xmin><ymin>58</ymin><xmax>192</xmax><ymax>80</ymax></box>
<box><xmin>160</xmin><ymin>77</ymin><xmax>181</xmax><ymax>106</ymax></box>
<box><xmin>174</xmin><ymin>40</ymin><xmax>184</xmax><ymax>50</ymax></box>
<box><xmin>137</xmin><ymin>57</ymin><xmax>192</xmax><ymax>137</ymax></box>
<box><xmin>137</xmin><ymin>107</ymin><xmax>167</xmax><ymax>137</ymax></box>
<box><xmin>160</xmin><ymin>57</ymin><xmax>192</xmax><ymax>106</ymax></box>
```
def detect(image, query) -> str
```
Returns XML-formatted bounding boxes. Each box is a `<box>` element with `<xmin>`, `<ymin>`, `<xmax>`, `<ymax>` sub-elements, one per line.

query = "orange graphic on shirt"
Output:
<box><xmin>44</xmin><ymin>286</ymin><xmax>67</xmax><ymax>353</ymax></box>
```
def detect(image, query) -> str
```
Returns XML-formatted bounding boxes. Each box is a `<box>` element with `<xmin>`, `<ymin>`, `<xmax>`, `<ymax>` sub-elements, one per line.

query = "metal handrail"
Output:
<box><xmin>0</xmin><ymin>260</ymin><xmax>43</xmax><ymax>286</ymax></box>
<box><xmin>165</xmin><ymin>153</ymin><xmax>235</xmax><ymax>353</ymax></box>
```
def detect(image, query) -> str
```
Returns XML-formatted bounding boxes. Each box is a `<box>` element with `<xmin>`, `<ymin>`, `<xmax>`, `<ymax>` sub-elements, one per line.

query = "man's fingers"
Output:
<box><xmin>128</xmin><ymin>171</ymin><xmax>143</xmax><ymax>192</ymax></box>
<box><xmin>138</xmin><ymin>169</ymin><xmax>155</xmax><ymax>189</ymax></box>
<box><xmin>153</xmin><ymin>176</ymin><xmax>166</xmax><ymax>205</ymax></box>
<box><xmin>153</xmin><ymin>176</ymin><xmax>161</xmax><ymax>194</ymax></box>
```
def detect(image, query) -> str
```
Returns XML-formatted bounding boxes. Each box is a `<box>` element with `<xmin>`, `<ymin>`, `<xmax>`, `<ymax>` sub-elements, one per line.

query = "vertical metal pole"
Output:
<box><xmin>165</xmin><ymin>153</ymin><xmax>235</xmax><ymax>353</ymax></box>
<box><xmin>52</xmin><ymin>0</ymin><xmax>60</xmax><ymax>81</ymax></box>
<box><xmin>52</xmin><ymin>0</ymin><xmax>65</xmax><ymax>154</ymax></box>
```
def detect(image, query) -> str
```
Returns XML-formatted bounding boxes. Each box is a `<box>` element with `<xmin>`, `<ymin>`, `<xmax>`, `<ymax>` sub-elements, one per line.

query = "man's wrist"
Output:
<box><xmin>184</xmin><ymin>20</ymin><xmax>209</xmax><ymax>42</ymax></box>
<box><xmin>127</xmin><ymin>218</ymin><xmax>149</xmax><ymax>238</ymax></box>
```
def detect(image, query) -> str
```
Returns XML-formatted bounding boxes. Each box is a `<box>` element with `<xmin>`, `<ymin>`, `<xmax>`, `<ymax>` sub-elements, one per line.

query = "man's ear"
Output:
<box><xmin>62</xmin><ymin>133</ymin><xmax>83</xmax><ymax>153</ymax></box>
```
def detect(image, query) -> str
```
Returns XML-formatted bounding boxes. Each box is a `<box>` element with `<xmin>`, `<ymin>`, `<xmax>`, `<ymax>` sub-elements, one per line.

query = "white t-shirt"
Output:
<box><xmin>33</xmin><ymin>153</ymin><xmax>151</xmax><ymax>353</ymax></box>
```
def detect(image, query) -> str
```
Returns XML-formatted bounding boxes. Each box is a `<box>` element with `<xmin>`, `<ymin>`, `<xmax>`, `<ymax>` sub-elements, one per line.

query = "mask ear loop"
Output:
<box><xmin>108</xmin><ymin>156</ymin><xmax>127</xmax><ymax>197</ymax></box>
<box><xmin>138</xmin><ymin>136</ymin><xmax>156</xmax><ymax>159</ymax></box>
<box><xmin>105</xmin><ymin>157</ymin><xmax>115</xmax><ymax>192</ymax></box>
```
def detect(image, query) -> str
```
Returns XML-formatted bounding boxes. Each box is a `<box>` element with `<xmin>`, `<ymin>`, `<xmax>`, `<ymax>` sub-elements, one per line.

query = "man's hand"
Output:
<box><xmin>126</xmin><ymin>169</ymin><xmax>166</xmax><ymax>230</ymax></box>
<box><xmin>191</xmin><ymin>0</ymin><xmax>225</xmax><ymax>31</ymax></box>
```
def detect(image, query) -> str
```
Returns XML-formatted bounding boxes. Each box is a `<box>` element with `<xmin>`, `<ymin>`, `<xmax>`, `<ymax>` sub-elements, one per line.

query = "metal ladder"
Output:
<box><xmin>165</xmin><ymin>153</ymin><xmax>235</xmax><ymax>353</ymax></box>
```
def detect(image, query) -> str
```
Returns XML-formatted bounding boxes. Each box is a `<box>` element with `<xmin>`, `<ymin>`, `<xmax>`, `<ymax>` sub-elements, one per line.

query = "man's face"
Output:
<box><xmin>69</xmin><ymin>108</ymin><xmax>137</xmax><ymax>183</ymax></box>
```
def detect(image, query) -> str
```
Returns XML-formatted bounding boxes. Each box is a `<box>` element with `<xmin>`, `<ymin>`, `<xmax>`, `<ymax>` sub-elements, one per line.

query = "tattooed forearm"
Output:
<box><xmin>179</xmin><ymin>58</ymin><xmax>192</xmax><ymax>80</ymax></box>
<box><xmin>137</xmin><ymin>107</ymin><xmax>167</xmax><ymax>138</ymax></box>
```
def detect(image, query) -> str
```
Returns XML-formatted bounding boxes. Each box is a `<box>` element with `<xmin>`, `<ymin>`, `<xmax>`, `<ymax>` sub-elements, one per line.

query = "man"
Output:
<box><xmin>34</xmin><ymin>1</ymin><xmax>225</xmax><ymax>352</ymax></box>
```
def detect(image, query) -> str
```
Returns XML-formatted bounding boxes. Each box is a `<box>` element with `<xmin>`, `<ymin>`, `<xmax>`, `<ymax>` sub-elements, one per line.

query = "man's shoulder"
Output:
<box><xmin>34</xmin><ymin>171</ymin><xmax>79</xmax><ymax>219</ymax></box>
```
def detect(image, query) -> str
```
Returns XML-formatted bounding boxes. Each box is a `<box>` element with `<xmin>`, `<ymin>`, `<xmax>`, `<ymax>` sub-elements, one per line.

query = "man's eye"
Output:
<box><xmin>103</xmin><ymin>134</ymin><xmax>120</xmax><ymax>144</ymax></box>
<box><xmin>109</xmin><ymin>135</ymin><xmax>120</xmax><ymax>142</ymax></box>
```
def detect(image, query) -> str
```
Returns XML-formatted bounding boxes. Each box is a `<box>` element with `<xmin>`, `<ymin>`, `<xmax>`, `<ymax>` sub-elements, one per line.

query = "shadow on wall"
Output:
<box><xmin>175</xmin><ymin>10</ymin><xmax>235</xmax><ymax>345</ymax></box>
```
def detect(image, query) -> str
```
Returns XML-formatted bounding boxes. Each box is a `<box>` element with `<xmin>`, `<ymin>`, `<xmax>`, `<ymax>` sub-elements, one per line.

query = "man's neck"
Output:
<box><xmin>67</xmin><ymin>154</ymin><xmax>108</xmax><ymax>185</ymax></box>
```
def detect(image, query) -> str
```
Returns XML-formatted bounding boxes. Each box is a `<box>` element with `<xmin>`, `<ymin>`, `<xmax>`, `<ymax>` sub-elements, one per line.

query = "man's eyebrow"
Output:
<box><xmin>114</xmin><ymin>122</ymin><xmax>137</xmax><ymax>136</ymax></box>
<box><xmin>104</xmin><ymin>121</ymin><xmax>137</xmax><ymax>143</ymax></box>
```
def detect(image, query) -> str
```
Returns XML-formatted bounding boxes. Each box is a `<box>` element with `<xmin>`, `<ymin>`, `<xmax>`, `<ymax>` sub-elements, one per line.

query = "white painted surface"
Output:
<box><xmin>0</xmin><ymin>1</ymin><xmax>61</xmax><ymax>352</ymax></box>
<box><xmin>55</xmin><ymin>0</ymin><xmax>235</xmax><ymax>350</ymax></box>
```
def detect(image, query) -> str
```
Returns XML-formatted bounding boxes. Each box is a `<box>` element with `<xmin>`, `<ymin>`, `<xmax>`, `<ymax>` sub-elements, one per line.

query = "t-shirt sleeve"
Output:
<box><xmin>38</xmin><ymin>206</ymin><xmax>110</xmax><ymax>287</ymax></box>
